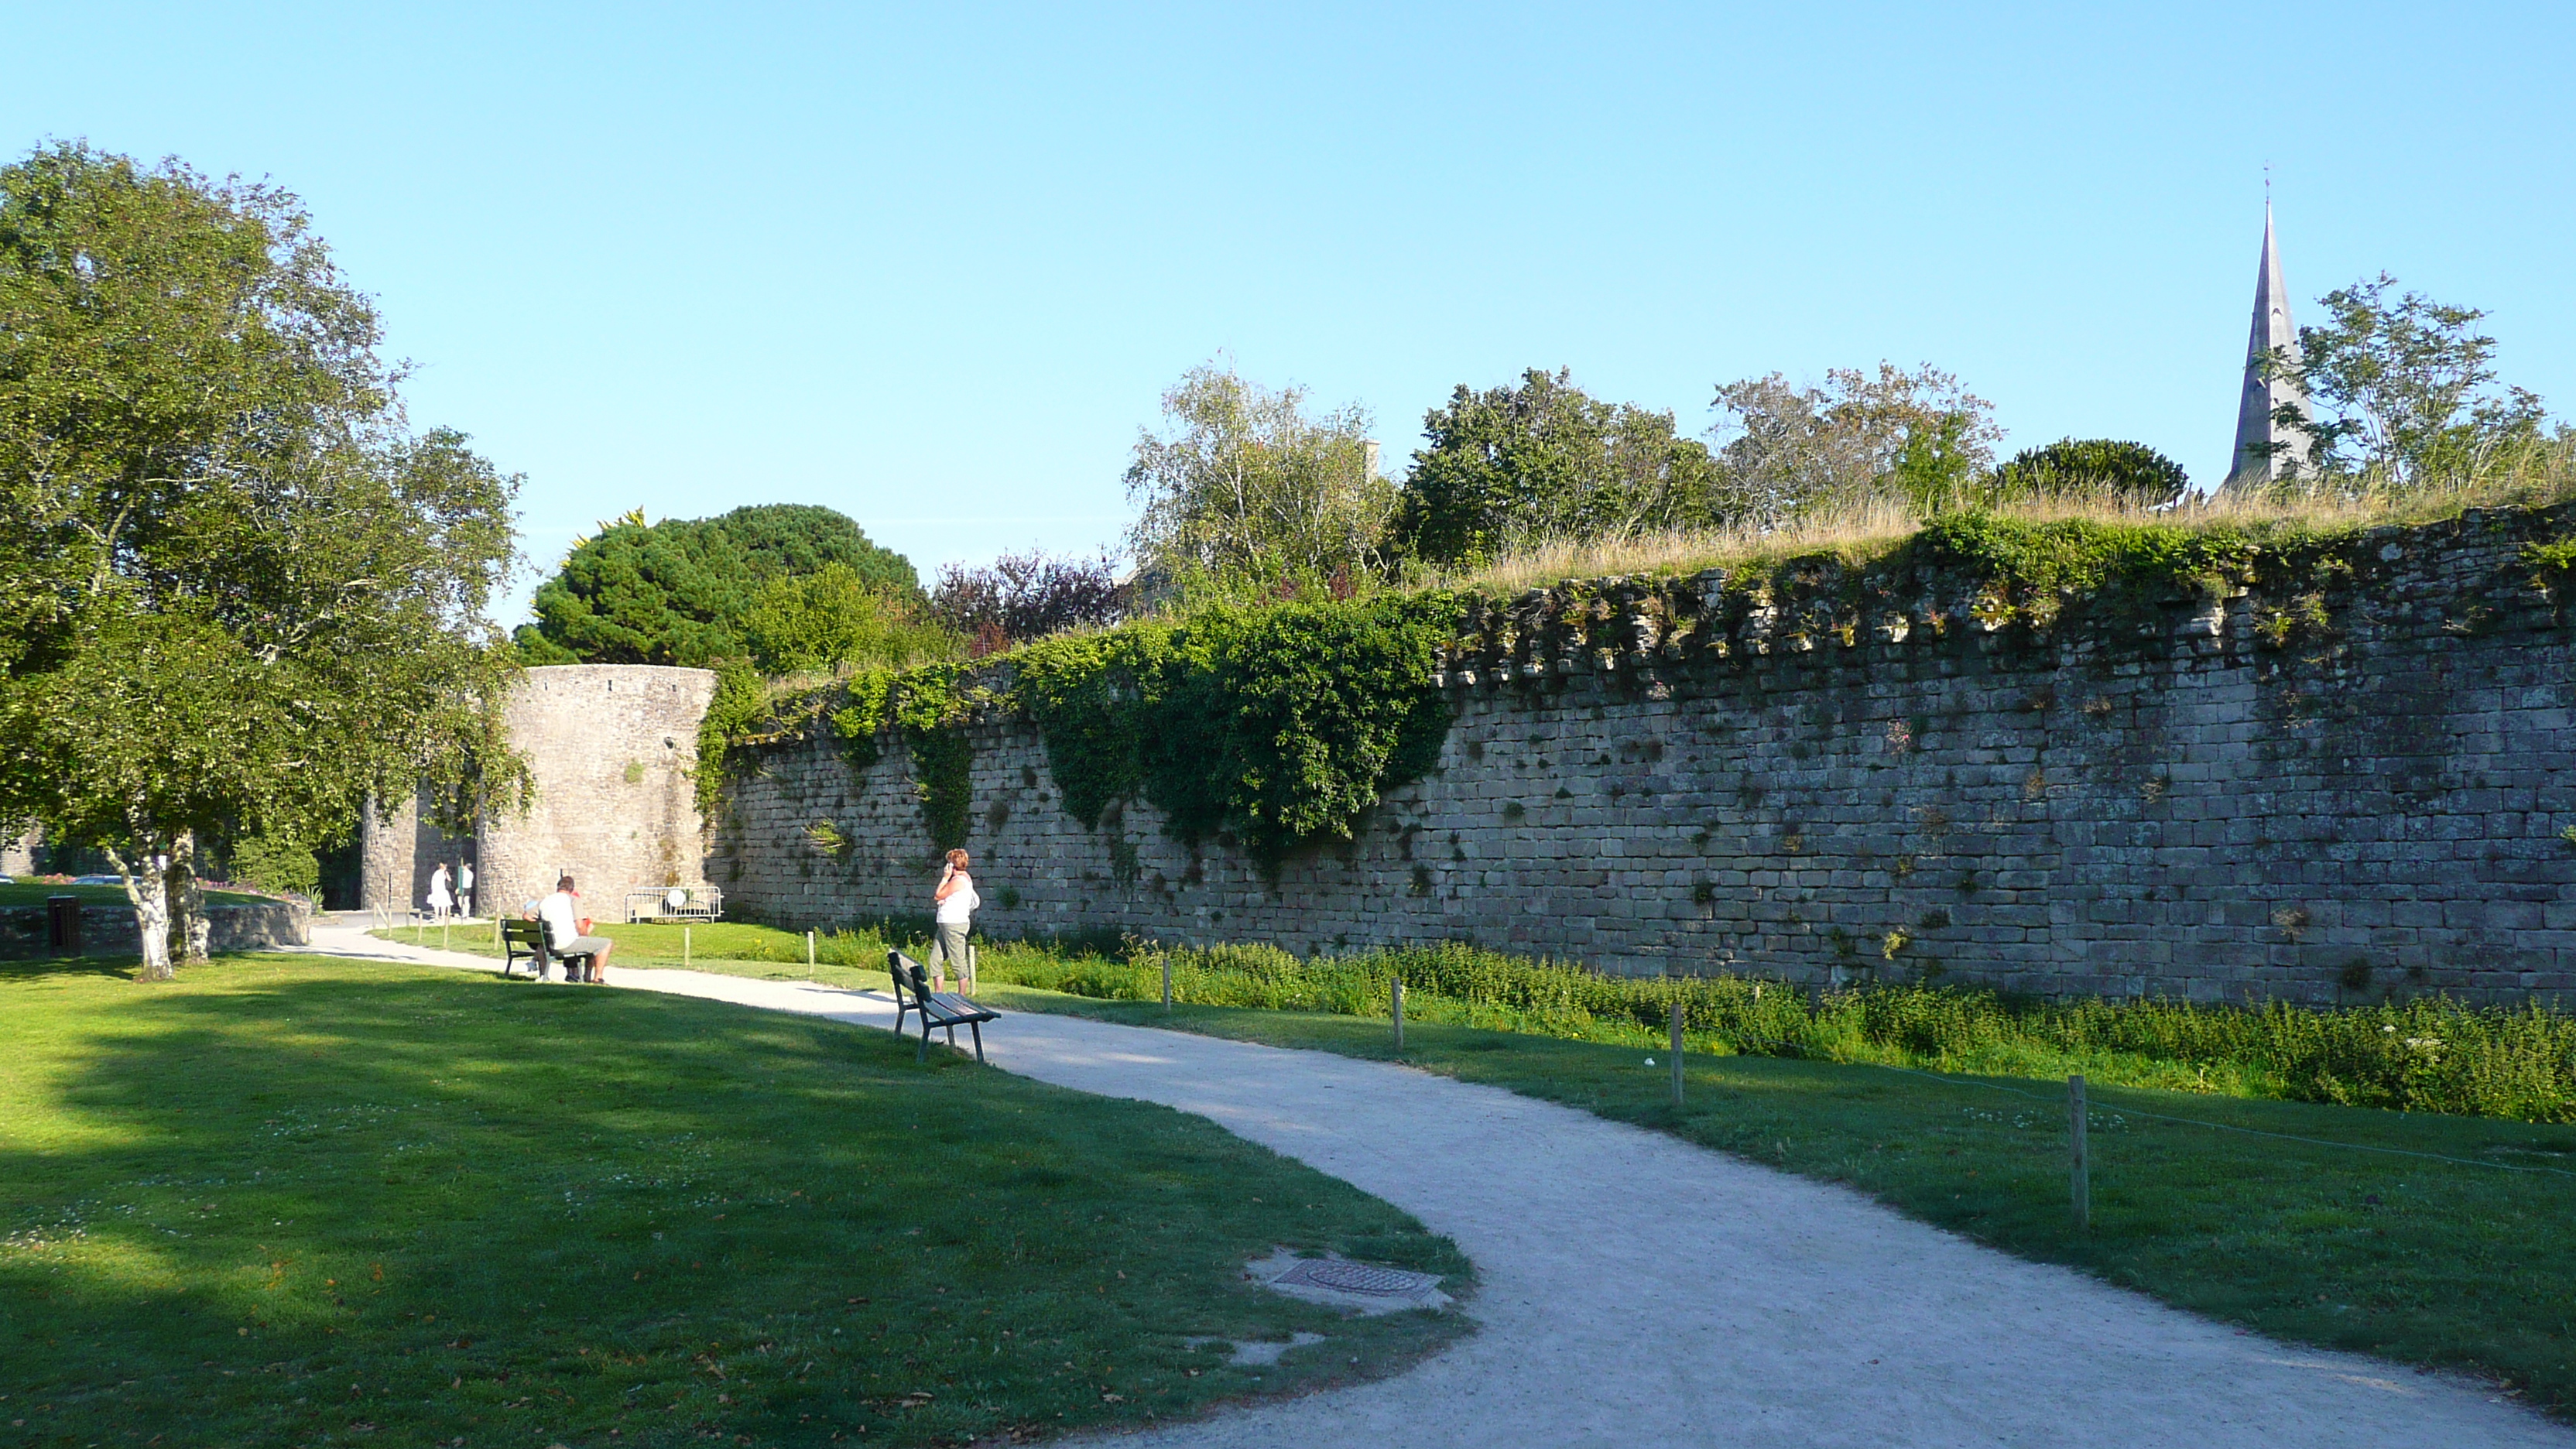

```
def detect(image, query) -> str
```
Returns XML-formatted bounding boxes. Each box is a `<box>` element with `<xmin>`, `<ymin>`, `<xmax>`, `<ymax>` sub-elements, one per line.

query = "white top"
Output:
<box><xmin>426</xmin><ymin>865</ymin><xmax>453</xmax><ymax>910</ymax></box>
<box><xmin>538</xmin><ymin>890</ymin><xmax>583</xmax><ymax>951</ymax></box>
<box><xmin>934</xmin><ymin>875</ymin><xmax>979</xmax><ymax>926</ymax></box>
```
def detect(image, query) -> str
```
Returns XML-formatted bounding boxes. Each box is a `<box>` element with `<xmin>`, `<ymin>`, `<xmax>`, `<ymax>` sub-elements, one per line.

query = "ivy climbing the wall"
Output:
<box><xmin>709</xmin><ymin>590</ymin><xmax>1464</xmax><ymax>862</ymax></box>
<box><xmin>696</xmin><ymin>666</ymin><xmax>799</xmax><ymax>819</ymax></box>
<box><xmin>803</xmin><ymin>661</ymin><xmax>988</xmax><ymax>853</ymax></box>
<box><xmin>1016</xmin><ymin>593</ymin><xmax>1460</xmax><ymax>862</ymax></box>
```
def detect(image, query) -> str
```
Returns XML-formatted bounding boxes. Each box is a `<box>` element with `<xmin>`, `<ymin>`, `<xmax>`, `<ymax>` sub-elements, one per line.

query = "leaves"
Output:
<box><xmin>1125</xmin><ymin>362</ymin><xmax>1391</xmax><ymax>587</ymax></box>
<box><xmin>523</xmin><ymin>504</ymin><xmax>920</xmax><ymax>667</ymax></box>
<box><xmin>1393</xmin><ymin>368</ymin><xmax>1721</xmax><ymax>567</ymax></box>
<box><xmin>0</xmin><ymin>142</ymin><xmax>526</xmax><ymax>947</ymax></box>
<box><xmin>2272</xmin><ymin>273</ymin><xmax>2552</xmax><ymax>489</ymax></box>
<box><xmin>1707</xmin><ymin>363</ymin><xmax>2002</xmax><ymax>525</ymax></box>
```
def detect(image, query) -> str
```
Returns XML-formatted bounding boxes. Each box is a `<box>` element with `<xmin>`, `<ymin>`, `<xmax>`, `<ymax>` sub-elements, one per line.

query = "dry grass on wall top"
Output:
<box><xmin>1433</xmin><ymin>433</ymin><xmax>2576</xmax><ymax>598</ymax></box>
<box><xmin>702</xmin><ymin>442</ymin><xmax>2576</xmax><ymax>861</ymax></box>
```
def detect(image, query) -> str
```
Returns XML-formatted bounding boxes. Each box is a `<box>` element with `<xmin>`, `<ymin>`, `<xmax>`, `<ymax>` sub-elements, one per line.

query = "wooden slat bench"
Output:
<box><xmin>887</xmin><ymin>950</ymin><xmax>998</xmax><ymax>1063</ymax></box>
<box><xmin>501</xmin><ymin>918</ymin><xmax>598</xmax><ymax>983</ymax></box>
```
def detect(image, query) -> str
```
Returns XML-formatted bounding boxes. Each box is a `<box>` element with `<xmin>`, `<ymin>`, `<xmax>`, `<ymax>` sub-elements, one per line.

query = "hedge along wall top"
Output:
<box><xmin>704</xmin><ymin>504</ymin><xmax>2576</xmax><ymax>1005</ymax></box>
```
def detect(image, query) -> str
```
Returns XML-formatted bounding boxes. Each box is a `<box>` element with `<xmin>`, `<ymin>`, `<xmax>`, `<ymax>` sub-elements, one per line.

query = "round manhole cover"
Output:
<box><xmin>1284</xmin><ymin>1261</ymin><xmax>1434</xmax><ymax>1296</ymax></box>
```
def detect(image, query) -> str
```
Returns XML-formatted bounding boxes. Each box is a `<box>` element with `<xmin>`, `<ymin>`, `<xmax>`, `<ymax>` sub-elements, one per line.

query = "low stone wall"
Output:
<box><xmin>711</xmin><ymin>506</ymin><xmax>2576</xmax><ymax>1006</ymax></box>
<box><xmin>0</xmin><ymin>897</ymin><xmax>312</xmax><ymax>961</ymax></box>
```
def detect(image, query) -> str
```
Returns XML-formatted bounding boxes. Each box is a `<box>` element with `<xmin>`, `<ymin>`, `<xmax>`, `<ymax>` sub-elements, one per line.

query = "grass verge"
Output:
<box><xmin>386</xmin><ymin>923</ymin><xmax>2576</xmax><ymax>1123</ymax></box>
<box><xmin>971</xmin><ymin>982</ymin><xmax>2576</xmax><ymax>1416</ymax></box>
<box><xmin>0</xmin><ymin>954</ymin><xmax>1468</xmax><ymax>1447</ymax></box>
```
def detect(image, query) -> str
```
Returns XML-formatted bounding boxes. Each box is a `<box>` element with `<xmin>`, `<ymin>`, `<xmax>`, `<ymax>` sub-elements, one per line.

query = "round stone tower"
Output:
<box><xmin>474</xmin><ymin>664</ymin><xmax>720</xmax><ymax>920</ymax></box>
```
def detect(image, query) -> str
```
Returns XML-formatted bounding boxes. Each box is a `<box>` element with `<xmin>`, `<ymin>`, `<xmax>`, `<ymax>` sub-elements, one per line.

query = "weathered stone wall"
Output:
<box><xmin>0</xmin><ymin>898</ymin><xmax>311</xmax><ymax>961</ymax></box>
<box><xmin>475</xmin><ymin>665</ymin><xmax>719</xmax><ymax>920</ymax></box>
<box><xmin>357</xmin><ymin>794</ymin><xmax>473</xmax><ymax>920</ymax></box>
<box><xmin>709</xmin><ymin>507</ymin><xmax>2576</xmax><ymax>1006</ymax></box>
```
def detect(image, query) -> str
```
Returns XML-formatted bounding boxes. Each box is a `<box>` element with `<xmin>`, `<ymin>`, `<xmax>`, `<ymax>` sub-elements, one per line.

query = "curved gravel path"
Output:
<box><xmin>304</xmin><ymin>923</ymin><xmax>2571</xmax><ymax>1447</ymax></box>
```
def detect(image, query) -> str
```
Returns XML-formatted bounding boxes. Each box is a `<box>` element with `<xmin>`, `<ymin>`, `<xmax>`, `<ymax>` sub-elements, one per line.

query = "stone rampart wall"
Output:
<box><xmin>711</xmin><ymin>508</ymin><xmax>2576</xmax><ymax>1005</ymax></box>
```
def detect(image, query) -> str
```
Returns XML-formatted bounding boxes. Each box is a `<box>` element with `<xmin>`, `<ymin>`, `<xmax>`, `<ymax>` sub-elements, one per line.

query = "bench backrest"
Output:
<box><xmin>502</xmin><ymin>918</ymin><xmax>552</xmax><ymax>961</ymax></box>
<box><xmin>886</xmin><ymin>950</ymin><xmax>923</xmax><ymax>1007</ymax></box>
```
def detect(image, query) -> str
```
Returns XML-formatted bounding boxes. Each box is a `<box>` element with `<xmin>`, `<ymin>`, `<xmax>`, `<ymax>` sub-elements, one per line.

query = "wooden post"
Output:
<box><xmin>807</xmin><ymin>930</ymin><xmax>816</xmax><ymax>980</ymax></box>
<box><xmin>442</xmin><ymin>920</ymin><xmax>450</xmax><ymax>951</ymax></box>
<box><xmin>683</xmin><ymin>926</ymin><xmax>691</xmax><ymax>968</ymax></box>
<box><xmin>966</xmin><ymin>943</ymin><xmax>978</xmax><ymax>994</ymax></box>
<box><xmin>2068</xmin><ymin>1074</ymin><xmax>2090</xmax><ymax>1231</ymax></box>
<box><xmin>492</xmin><ymin>915</ymin><xmax>502</xmax><ymax>947</ymax></box>
<box><xmin>1392</xmin><ymin>979</ymin><xmax>1406</xmax><ymax>1053</ymax></box>
<box><xmin>1670</xmin><ymin>1000</ymin><xmax>1685</xmax><ymax>1108</ymax></box>
<box><xmin>1161</xmin><ymin>955</ymin><xmax>1173</xmax><ymax>1010</ymax></box>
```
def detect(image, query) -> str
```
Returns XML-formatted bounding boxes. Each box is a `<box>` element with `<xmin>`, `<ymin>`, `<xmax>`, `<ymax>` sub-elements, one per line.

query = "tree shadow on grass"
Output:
<box><xmin>0</xmin><ymin>954</ymin><xmax>143</xmax><ymax>984</ymax></box>
<box><xmin>0</xmin><ymin>959</ymin><xmax>1468</xmax><ymax>1447</ymax></box>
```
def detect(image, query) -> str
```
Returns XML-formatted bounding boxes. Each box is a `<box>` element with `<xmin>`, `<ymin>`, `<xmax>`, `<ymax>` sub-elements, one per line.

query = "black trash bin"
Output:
<box><xmin>47</xmin><ymin>895</ymin><xmax>80</xmax><ymax>956</ymax></box>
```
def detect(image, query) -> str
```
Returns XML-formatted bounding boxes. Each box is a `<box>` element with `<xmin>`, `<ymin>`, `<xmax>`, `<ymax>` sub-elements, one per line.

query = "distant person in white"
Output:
<box><xmin>426</xmin><ymin>863</ymin><xmax>454</xmax><ymax>923</ymax></box>
<box><xmin>537</xmin><ymin>873</ymin><xmax>615</xmax><ymax>983</ymax></box>
<box><xmin>931</xmin><ymin>848</ymin><xmax>978</xmax><ymax>991</ymax></box>
<box><xmin>457</xmin><ymin>860</ymin><xmax>475</xmax><ymax>920</ymax></box>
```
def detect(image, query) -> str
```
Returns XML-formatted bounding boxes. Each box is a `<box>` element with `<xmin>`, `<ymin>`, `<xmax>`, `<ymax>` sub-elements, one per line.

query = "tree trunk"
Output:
<box><xmin>172</xmin><ymin>829</ymin><xmax>211</xmax><ymax>964</ymax></box>
<box><xmin>105</xmin><ymin>840</ymin><xmax>175</xmax><ymax>981</ymax></box>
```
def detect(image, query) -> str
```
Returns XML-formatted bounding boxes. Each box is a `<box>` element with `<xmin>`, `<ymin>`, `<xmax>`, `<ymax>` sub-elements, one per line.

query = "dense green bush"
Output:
<box><xmin>222</xmin><ymin>831</ymin><xmax>320</xmax><ymax>898</ymax></box>
<box><xmin>1985</xmin><ymin>438</ymin><xmax>2193</xmax><ymax>506</ymax></box>
<box><xmin>985</xmin><ymin>940</ymin><xmax>2576</xmax><ymax>1123</ymax></box>
<box><xmin>739</xmin><ymin>563</ymin><xmax>958</xmax><ymax>675</ymax></box>
<box><xmin>519</xmin><ymin>504</ymin><xmax>918</xmax><ymax>666</ymax></box>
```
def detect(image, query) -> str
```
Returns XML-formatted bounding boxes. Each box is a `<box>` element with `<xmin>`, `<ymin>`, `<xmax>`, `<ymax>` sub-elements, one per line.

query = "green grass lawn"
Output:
<box><xmin>382</xmin><ymin>919</ymin><xmax>2576</xmax><ymax>1409</ymax></box>
<box><xmin>971</xmin><ymin>983</ymin><xmax>2576</xmax><ymax>1416</ymax></box>
<box><xmin>0</xmin><ymin>955</ymin><xmax>1469</xmax><ymax>1448</ymax></box>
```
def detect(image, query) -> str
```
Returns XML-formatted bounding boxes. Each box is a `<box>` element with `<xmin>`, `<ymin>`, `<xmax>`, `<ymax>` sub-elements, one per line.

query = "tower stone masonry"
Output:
<box><xmin>362</xmin><ymin>664</ymin><xmax>718</xmax><ymax>922</ymax></box>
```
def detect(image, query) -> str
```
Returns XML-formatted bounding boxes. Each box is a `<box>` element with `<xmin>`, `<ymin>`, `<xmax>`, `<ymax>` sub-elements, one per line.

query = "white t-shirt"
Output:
<box><xmin>934</xmin><ymin>875</ymin><xmax>979</xmax><ymax>926</ymax></box>
<box><xmin>538</xmin><ymin>890</ymin><xmax>583</xmax><ymax>951</ymax></box>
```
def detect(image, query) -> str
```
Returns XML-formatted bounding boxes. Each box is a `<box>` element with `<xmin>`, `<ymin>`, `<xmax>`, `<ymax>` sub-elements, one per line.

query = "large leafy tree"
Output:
<box><xmin>0</xmin><ymin>142</ymin><xmax>522</xmax><ymax>978</ymax></box>
<box><xmin>1708</xmin><ymin>363</ymin><xmax>2002</xmax><ymax>523</ymax></box>
<box><xmin>2268</xmin><ymin>274</ymin><xmax>2551</xmax><ymax>489</ymax></box>
<box><xmin>1124</xmin><ymin>361</ymin><xmax>1392</xmax><ymax>587</ymax></box>
<box><xmin>518</xmin><ymin>503</ymin><xmax>918</xmax><ymax>666</ymax></box>
<box><xmin>1392</xmin><ymin>368</ymin><xmax>1723</xmax><ymax>567</ymax></box>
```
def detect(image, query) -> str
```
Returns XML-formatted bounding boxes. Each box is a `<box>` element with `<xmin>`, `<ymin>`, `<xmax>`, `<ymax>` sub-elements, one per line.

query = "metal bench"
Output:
<box><xmin>887</xmin><ymin>950</ymin><xmax>998</xmax><ymax>1063</ymax></box>
<box><xmin>501</xmin><ymin>918</ymin><xmax>598</xmax><ymax>983</ymax></box>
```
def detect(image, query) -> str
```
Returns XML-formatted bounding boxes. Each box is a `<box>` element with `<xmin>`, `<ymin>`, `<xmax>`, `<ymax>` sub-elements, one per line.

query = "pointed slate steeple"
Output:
<box><xmin>2228</xmin><ymin>204</ymin><xmax>2313</xmax><ymax>486</ymax></box>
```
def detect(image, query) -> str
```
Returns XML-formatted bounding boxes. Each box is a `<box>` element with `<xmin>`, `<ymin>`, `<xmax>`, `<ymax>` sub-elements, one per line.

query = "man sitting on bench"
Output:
<box><xmin>537</xmin><ymin>874</ymin><xmax>615</xmax><ymax>984</ymax></box>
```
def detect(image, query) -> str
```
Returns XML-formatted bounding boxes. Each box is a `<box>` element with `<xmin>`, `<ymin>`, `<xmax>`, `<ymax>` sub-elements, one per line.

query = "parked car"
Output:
<box><xmin>71</xmin><ymin>874</ymin><xmax>122</xmax><ymax>886</ymax></box>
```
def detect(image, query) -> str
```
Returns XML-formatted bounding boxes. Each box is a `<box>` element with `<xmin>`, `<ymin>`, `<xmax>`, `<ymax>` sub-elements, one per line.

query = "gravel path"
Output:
<box><xmin>304</xmin><ymin>923</ymin><xmax>2571</xmax><ymax>1447</ymax></box>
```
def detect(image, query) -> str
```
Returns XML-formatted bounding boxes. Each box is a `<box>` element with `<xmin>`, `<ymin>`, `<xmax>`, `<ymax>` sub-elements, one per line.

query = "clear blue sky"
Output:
<box><xmin>9</xmin><ymin>2</ymin><xmax>2571</xmax><ymax>624</ymax></box>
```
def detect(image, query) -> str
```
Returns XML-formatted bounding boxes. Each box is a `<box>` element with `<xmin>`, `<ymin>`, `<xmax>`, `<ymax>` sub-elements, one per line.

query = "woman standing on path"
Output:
<box><xmin>426</xmin><ymin>862</ymin><xmax>454</xmax><ymax>923</ymax></box>
<box><xmin>931</xmin><ymin>849</ymin><xmax>978</xmax><ymax>991</ymax></box>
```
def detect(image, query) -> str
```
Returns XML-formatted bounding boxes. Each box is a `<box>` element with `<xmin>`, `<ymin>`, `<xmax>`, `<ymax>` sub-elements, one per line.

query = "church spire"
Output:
<box><xmin>2228</xmin><ymin>202</ymin><xmax>2313</xmax><ymax>487</ymax></box>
